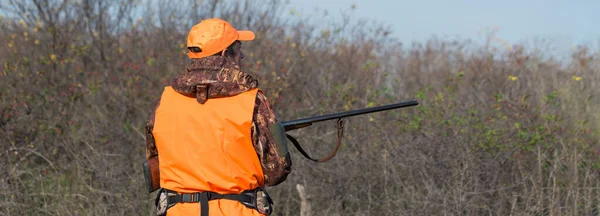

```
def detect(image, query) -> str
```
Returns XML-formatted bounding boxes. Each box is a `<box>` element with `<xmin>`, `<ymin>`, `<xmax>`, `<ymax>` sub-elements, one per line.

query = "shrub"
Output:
<box><xmin>1</xmin><ymin>0</ymin><xmax>598</xmax><ymax>215</ymax></box>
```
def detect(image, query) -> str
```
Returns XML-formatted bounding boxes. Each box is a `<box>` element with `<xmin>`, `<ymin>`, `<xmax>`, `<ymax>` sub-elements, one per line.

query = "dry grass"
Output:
<box><xmin>1</xmin><ymin>0</ymin><xmax>599</xmax><ymax>215</ymax></box>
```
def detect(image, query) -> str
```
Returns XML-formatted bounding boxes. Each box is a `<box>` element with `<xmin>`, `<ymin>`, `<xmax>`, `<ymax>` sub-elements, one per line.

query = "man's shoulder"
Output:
<box><xmin>252</xmin><ymin>89</ymin><xmax>277</xmax><ymax>121</ymax></box>
<box><xmin>254</xmin><ymin>89</ymin><xmax>273</xmax><ymax>107</ymax></box>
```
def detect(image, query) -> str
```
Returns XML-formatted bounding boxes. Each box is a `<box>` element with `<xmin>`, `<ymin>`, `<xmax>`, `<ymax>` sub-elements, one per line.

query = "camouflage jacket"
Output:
<box><xmin>145</xmin><ymin>56</ymin><xmax>291</xmax><ymax>186</ymax></box>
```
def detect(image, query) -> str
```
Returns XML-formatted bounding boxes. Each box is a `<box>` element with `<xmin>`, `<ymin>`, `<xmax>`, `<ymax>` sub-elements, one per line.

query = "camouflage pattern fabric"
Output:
<box><xmin>145</xmin><ymin>56</ymin><xmax>291</xmax><ymax>186</ymax></box>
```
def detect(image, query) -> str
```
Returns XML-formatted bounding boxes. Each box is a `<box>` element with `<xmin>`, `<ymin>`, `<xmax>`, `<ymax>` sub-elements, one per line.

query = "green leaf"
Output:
<box><xmin>147</xmin><ymin>57</ymin><xmax>155</xmax><ymax>66</ymax></box>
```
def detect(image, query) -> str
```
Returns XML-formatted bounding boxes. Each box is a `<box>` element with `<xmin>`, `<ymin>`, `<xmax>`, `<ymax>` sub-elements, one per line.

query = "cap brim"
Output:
<box><xmin>237</xmin><ymin>30</ymin><xmax>255</xmax><ymax>41</ymax></box>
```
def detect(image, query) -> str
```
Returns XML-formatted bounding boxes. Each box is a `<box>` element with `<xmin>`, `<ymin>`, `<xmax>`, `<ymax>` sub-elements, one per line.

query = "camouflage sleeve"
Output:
<box><xmin>145</xmin><ymin>96</ymin><xmax>161</xmax><ymax>159</ymax></box>
<box><xmin>252</xmin><ymin>90</ymin><xmax>292</xmax><ymax>186</ymax></box>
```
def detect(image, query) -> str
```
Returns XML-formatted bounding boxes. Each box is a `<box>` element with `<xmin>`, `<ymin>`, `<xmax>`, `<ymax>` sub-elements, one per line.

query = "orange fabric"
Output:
<box><xmin>153</xmin><ymin>86</ymin><xmax>264</xmax><ymax>216</ymax></box>
<box><xmin>187</xmin><ymin>18</ymin><xmax>256</xmax><ymax>59</ymax></box>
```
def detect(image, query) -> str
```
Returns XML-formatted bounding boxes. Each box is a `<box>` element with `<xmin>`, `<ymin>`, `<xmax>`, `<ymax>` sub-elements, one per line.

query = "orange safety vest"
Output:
<box><xmin>153</xmin><ymin>86</ymin><xmax>265</xmax><ymax>216</ymax></box>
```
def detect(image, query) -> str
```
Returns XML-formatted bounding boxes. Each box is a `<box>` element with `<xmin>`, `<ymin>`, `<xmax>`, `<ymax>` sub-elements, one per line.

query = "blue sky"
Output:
<box><xmin>287</xmin><ymin>0</ymin><xmax>600</xmax><ymax>56</ymax></box>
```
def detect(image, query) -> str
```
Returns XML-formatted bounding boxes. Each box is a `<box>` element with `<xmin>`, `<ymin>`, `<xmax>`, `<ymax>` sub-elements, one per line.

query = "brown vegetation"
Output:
<box><xmin>1</xmin><ymin>0</ymin><xmax>599</xmax><ymax>215</ymax></box>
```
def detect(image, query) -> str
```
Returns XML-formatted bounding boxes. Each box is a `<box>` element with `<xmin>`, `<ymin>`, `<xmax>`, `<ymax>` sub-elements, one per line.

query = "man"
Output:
<box><xmin>144</xmin><ymin>18</ymin><xmax>292</xmax><ymax>216</ymax></box>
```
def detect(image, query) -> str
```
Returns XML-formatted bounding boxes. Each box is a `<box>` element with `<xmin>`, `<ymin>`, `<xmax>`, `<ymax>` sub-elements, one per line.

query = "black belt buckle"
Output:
<box><xmin>182</xmin><ymin>193</ymin><xmax>192</xmax><ymax>202</ymax></box>
<box><xmin>243</xmin><ymin>187</ymin><xmax>273</xmax><ymax>215</ymax></box>
<box><xmin>240</xmin><ymin>189</ymin><xmax>258</xmax><ymax>209</ymax></box>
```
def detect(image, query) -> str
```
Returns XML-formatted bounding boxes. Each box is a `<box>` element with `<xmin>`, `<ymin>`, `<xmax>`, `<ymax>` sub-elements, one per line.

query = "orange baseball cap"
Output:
<box><xmin>186</xmin><ymin>18</ymin><xmax>255</xmax><ymax>59</ymax></box>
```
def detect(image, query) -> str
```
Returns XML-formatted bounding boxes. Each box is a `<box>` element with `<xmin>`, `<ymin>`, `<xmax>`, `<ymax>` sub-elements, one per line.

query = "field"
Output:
<box><xmin>1</xmin><ymin>0</ymin><xmax>599</xmax><ymax>215</ymax></box>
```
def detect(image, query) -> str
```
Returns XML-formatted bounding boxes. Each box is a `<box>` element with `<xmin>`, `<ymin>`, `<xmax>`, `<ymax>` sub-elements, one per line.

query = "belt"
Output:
<box><xmin>155</xmin><ymin>187</ymin><xmax>273</xmax><ymax>216</ymax></box>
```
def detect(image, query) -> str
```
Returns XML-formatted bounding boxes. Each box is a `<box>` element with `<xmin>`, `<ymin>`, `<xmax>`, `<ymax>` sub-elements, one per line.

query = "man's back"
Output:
<box><xmin>154</xmin><ymin>86</ymin><xmax>263</xmax><ymax>193</ymax></box>
<box><xmin>153</xmin><ymin>86</ymin><xmax>264</xmax><ymax>215</ymax></box>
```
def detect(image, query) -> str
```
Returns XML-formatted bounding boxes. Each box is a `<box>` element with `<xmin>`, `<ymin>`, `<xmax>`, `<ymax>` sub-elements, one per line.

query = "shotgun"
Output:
<box><xmin>281</xmin><ymin>100</ymin><xmax>419</xmax><ymax>163</ymax></box>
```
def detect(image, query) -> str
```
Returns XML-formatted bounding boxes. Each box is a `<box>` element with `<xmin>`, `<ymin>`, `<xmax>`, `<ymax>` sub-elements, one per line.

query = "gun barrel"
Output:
<box><xmin>282</xmin><ymin>100</ymin><xmax>419</xmax><ymax>131</ymax></box>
